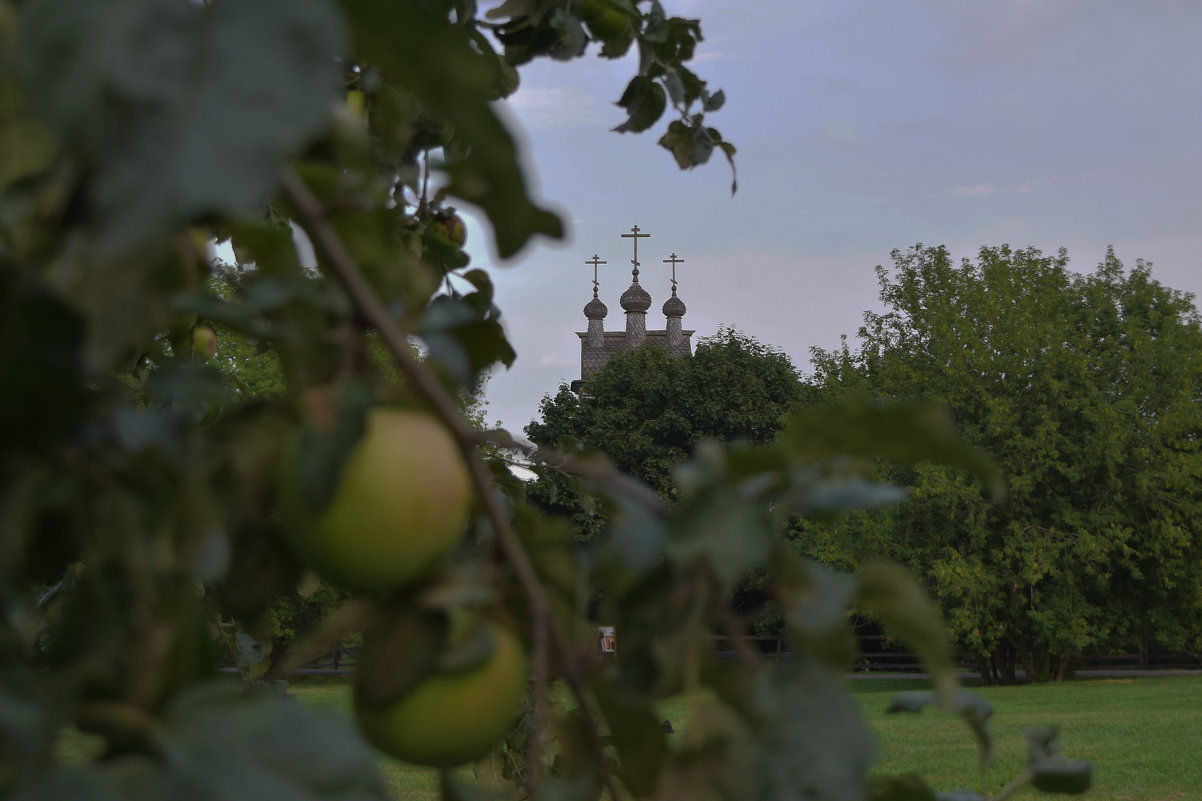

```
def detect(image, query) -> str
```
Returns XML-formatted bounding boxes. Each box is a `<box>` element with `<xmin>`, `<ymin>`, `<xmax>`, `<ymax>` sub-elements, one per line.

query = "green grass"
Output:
<box><xmin>322</xmin><ymin>675</ymin><xmax>1202</xmax><ymax>801</ymax></box>
<box><xmin>56</xmin><ymin>675</ymin><xmax>1202</xmax><ymax>800</ymax></box>
<box><xmin>851</xmin><ymin>675</ymin><xmax>1202</xmax><ymax>801</ymax></box>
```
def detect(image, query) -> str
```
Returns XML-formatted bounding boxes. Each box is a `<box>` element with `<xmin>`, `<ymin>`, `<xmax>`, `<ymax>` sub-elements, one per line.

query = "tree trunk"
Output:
<box><xmin>993</xmin><ymin>641</ymin><xmax>1019</xmax><ymax>685</ymax></box>
<box><xmin>976</xmin><ymin>651</ymin><xmax>996</xmax><ymax>685</ymax></box>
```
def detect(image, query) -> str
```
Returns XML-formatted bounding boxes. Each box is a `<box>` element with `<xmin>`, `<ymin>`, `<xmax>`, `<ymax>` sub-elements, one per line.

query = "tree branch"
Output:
<box><xmin>474</xmin><ymin>428</ymin><xmax>673</xmax><ymax>517</ymax></box>
<box><xmin>278</xmin><ymin>169</ymin><xmax>622</xmax><ymax>801</ymax></box>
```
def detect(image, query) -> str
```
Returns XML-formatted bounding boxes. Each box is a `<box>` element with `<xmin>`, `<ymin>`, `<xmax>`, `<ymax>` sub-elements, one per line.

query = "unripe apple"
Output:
<box><xmin>354</xmin><ymin>622</ymin><xmax>527</xmax><ymax>766</ymax></box>
<box><xmin>192</xmin><ymin>325</ymin><xmax>218</xmax><ymax>359</ymax></box>
<box><xmin>279</xmin><ymin>408</ymin><xmax>472</xmax><ymax>595</ymax></box>
<box><xmin>432</xmin><ymin>212</ymin><xmax>467</xmax><ymax>247</ymax></box>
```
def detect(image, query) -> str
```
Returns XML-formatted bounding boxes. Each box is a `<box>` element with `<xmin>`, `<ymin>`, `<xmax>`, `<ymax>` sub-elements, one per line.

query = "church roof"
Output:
<box><xmin>619</xmin><ymin>281</ymin><xmax>652</xmax><ymax>312</ymax></box>
<box><xmin>584</xmin><ymin>295</ymin><xmax>608</xmax><ymax>319</ymax></box>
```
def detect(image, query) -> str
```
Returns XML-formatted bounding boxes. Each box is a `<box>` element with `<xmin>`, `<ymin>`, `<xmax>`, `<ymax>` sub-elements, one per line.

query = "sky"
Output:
<box><xmin>460</xmin><ymin>0</ymin><xmax>1202</xmax><ymax>434</ymax></box>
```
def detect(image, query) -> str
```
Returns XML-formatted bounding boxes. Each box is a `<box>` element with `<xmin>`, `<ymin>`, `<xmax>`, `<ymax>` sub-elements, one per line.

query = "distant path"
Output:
<box><xmin>847</xmin><ymin>669</ymin><xmax>1202</xmax><ymax>680</ymax></box>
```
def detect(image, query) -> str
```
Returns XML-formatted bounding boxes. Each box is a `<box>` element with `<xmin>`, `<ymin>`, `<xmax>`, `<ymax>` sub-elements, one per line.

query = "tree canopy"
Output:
<box><xmin>527</xmin><ymin>328</ymin><xmax>805</xmax><ymax>494</ymax></box>
<box><xmin>802</xmin><ymin>244</ymin><xmax>1202</xmax><ymax>682</ymax></box>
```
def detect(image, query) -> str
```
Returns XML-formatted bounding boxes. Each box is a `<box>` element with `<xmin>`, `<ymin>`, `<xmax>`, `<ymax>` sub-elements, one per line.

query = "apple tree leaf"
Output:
<box><xmin>18</xmin><ymin>0</ymin><xmax>346</xmax><ymax>254</ymax></box>
<box><xmin>123</xmin><ymin>681</ymin><xmax>391</xmax><ymax>801</ymax></box>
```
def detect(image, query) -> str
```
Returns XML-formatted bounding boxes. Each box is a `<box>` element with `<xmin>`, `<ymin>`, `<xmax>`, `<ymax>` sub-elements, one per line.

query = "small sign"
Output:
<box><xmin>598</xmin><ymin>625</ymin><xmax>616</xmax><ymax>654</ymax></box>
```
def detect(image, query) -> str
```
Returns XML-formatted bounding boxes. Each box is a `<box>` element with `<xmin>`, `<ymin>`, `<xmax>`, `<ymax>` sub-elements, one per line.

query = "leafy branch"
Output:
<box><xmin>278</xmin><ymin>168</ymin><xmax>621</xmax><ymax>800</ymax></box>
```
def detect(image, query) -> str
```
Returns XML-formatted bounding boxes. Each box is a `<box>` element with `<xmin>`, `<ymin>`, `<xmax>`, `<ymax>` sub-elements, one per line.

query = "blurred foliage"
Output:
<box><xmin>0</xmin><ymin>1</ymin><xmax>1089</xmax><ymax>800</ymax></box>
<box><xmin>524</xmin><ymin>328</ymin><xmax>807</xmax><ymax>629</ymax></box>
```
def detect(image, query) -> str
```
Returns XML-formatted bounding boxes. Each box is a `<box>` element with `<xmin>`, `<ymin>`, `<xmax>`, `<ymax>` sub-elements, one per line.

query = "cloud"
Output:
<box><xmin>820</xmin><ymin>121</ymin><xmax>866</xmax><ymax>149</ymax></box>
<box><xmin>952</xmin><ymin>185</ymin><xmax>997</xmax><ymax>198</ymax></box>
<box><xmin>536</xmin><ymin>348</ymin><xmax>577</xmax><ymax>369</ymax></box>
<box><xmin>507</xmin><ymin>86</ymin><xmax>608</xmax><ymax>130</ymax></box>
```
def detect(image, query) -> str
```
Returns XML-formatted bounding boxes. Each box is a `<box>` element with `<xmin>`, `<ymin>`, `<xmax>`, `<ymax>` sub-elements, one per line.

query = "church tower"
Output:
<box><xmin>571</xmin><ymin>225</ymin><xmax>694</xmax><ymax>394</ymax></box>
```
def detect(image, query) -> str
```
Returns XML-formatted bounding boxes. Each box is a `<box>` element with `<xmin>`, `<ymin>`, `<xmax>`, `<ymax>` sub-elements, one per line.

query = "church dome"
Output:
<box><xmin>619</xmin><ymin>281</ymin><xmax>652</xmax><ymax>312</ymax></box>
<box><xmin>584</xmin><ymin>295</ymin><xmax>608</xmax><ymax>319</ymax></box>
<box><xmin>662</xmin><ymin>293</ymin><xmax>686</xmax><ymax>317</ymax></box>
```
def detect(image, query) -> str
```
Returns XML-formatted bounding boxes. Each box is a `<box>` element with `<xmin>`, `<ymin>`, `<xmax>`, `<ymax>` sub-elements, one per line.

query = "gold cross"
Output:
<box><xmin>620</xmin><ymin>224</ymin><xmax>650</xmax><ymax>279</ymax></box>
<box><xmin>663</xmin><ymin>252</ymin><xmax>684</xmax><ymax>292</ymax></box>
<box><xmin>585</xmin><ymin>254</ymin><xmax>607</xmax><ymax>296</ymax></box>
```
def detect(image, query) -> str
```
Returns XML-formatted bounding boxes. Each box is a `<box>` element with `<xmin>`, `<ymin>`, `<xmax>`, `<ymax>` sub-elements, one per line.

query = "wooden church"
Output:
<box><xmin>571</xmin><ymin>225</ymin><xmax>694</xmax><ymax>394</ymax></box>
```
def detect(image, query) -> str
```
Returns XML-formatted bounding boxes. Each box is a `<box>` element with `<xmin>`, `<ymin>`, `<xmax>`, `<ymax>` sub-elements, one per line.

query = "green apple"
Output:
<box><xmin>431</xmin><ymin>211</ymin><xmax>467</xmax><ymax>247</ymax></box>
<box><xmin>579</xmin><ymin>0</ymin><xmax>631</xmax><ymax>41</ymax></box>
<box><xmin>280</xmin><ymin>408</ymin><xmax>471</xmax><ymax>595</ymax></box>
<box><xmin>355</xmin><ymin>622</ymin><xmax>527</xmax><ymax>766</ymax></box>
<box><xmin>192</xmin><ymin>325</ymin><xmax>218</xmax><ymax>359</ymax></box>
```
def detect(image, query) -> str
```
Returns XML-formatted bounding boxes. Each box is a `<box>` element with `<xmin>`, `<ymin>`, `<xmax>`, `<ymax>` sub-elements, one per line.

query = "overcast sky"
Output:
<box><xmin>458</xmin><ymin>0</ymin><xmax>1202</xmax><ymax>434</ymax></box>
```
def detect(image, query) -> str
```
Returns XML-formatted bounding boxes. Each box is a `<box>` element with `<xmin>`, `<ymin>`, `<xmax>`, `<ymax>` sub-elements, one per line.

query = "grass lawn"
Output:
<box><xmin>292</xmin><ymin>675</ymin><xmax>1202</xmax><ymax>801</ymax></box>
<box><xmin>56</xmin><ymin>674</ymin><xmax>1202</xmax><ymax>800</ymax></box>
<box><xmin>851</xmin><ymin>676</ymin><xmax>1202</xmax><ymax>801</ymax></box>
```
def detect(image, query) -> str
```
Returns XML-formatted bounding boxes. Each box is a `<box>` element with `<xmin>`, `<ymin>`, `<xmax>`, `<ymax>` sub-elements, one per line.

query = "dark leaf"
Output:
<box><xmin>438</xmin><ymin>619</ymin><xmax>498</xmax><ymax>673</ymax></box>
<box><xmin>354</xmin><ymin>606</ymin><xmax>446</xmax><ymax>707</ymax></box>
<box><xmin>284</xmin><ymin>381</ymin><xmax>372</xmax><ymax>512</ymax></box>
<box><xmin>886</xmin><ymin>691</ymin><xmax>936</xmax><ymax>714</ymax></box>
<box><xmin>0</xmin><ymin>75</ymin><xmax>55</xmax><ymax>190</ymax></box>
<box><xmin>667</xmin><ymin>493</ymin><xmax>774</xmax><ymax>589</ymax></box>
<box><xmin>886</xmin><ymin>689</ymin><xmax>993</xmax><ymax>769</ymax></box>
<box><xmin>780</xmin><ymin>396</ymin><xmax>1004</xmax><ymax>499</ymax></box>
<box><xmin>784</xmin><ymin>559</ymin><xmax>858</xmax><ymax>635</ymax></box>
<box><xmin>19</xmin><ymin>0</ymin><xmax>346</xmax><ymax>253</ymax></box>
<box><xmin>233</xmin><ymin>630</ymin><xmax>267</xmax><ymax>671</ymax></box>
<box><xmin>792</xmin><ymin>473</ymin><xmax>908</xmax><ymax>515</ymax></box>
<box><xmin>9</xmin><ymin>765</ymin><xmax>126</xmax><ymax>801</ymax></box>
<box><xmin>548</xmin><ymin>8</ymin><xmax>588</xmax><ymax>60</ymax></box>
<box><xmin>533</xmin><ymin>777</ymin><xmax>601</xmax><ymax>801</ymax></box>
<box><xmin>658</xmin><ymin>120</ymin><xmax>694</xmax><ymax>169</ymax></box>
<box><xmin>145</xmin><ymin>363</ymin><xmax>236</xmax><ymax>423</ymax></box>
<box><xmin>341</xmin><ymin>0</ymin><xmax>563</xmax><ymax>258</ymax></box>
<box><xmin>1025</xmin><ymin>726</ymin><xmax>1092</xmax><ymax>794</ymax></box>
<box><xmin>856</xmin><ymin>561</ymin><xmax>958</xmax><ymax>706</ymax></box>
<box><xmin>750</xmin><ymin>658</ymin><xmax>875</xmax><ymax>801</ymax></box>
<box><xmin>867</xmin><ymin>774</ymin><xmax>937</xmax><ymax>801</ymax></box>
<box><xmin>441</xmin><ymin>770</ymin><xmax>520</xmax><ymax>801</ymax></box>
<box><xmin>593</xmin><ymin>682</ymin><xmax>669</xmax><ymax>796</ymax></box>
<box><xmin>0</xmin><ymin>268</ymin><xmax>89</xmax><ymax>451</ymax></box>
<box><xmin>1030</xmin><ymin>759</ymin><xmax>1092</xmax><ymax>795</ymax></box>
<box><xmin>613</xmin><ymin>77</ymin><xmax>667</xmax><ymax>134</ymax></box>
<box><xmin>421</xmin><ymin>295</ymin><xmax>517</xmax><ymax>386</ymax></box>
<box><xmin>597</xmin><ymin>493</ymin><xmax>669</xmax><ymax>580</ymax></box>
<box><xmin>129</xmin><ymin>681</ymin><xmax>390</xmax><ymax>801</ymax></box>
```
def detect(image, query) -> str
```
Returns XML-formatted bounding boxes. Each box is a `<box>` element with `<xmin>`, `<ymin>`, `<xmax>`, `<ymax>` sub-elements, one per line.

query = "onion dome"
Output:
<box><xmin>620</xmin><ymin>282</ymin><xmax>652</xmax><ymax>312</ymax></box>
<box><xmin>662</xmin><ymin>293</ymin><xmax>686</xmax><ymax>318</ymax></box>
<box><xmin>584</xmin><ymin>295</ymin><xmax>608</xmax><ymax>319</ymax></box>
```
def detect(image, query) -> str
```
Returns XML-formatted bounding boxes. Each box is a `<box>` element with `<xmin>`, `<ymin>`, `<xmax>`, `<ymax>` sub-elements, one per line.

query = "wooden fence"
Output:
<box><xmin>228</xmin><ymin>634</ymin><xmax>1202</xmax><ymax>676</ymax></box>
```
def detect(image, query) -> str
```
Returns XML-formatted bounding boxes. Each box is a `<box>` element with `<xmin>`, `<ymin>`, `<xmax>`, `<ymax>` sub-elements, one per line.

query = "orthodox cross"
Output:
<box><xmin>585</xmin><ymin>254</ymin><xmax>607</xmax><ymax>297</ymax></box>
<box><xmin>663</xmin><ymin>252</ymin><xmax>684</xmax><ymax>294</ymax></box>
<box><xmin>620</xmin><ymin>224</ymin><xmax>650</xmax><ymax>280</ymax></box>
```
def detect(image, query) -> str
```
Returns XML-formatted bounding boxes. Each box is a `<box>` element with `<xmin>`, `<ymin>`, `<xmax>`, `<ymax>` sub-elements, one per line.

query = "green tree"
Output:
<box><xmin>524</xmin><ymin>329</ymin><xmax>806</xmax><ymax>627</ymax></box>
<box><xmin>527</xmin><ymin>328</ymin><xmax>806</xmax><ymax>493</ymax></box>
<box><xmin>803</xmin><ymin>244</ymin><xmax>1202</xmax><ymax>683</ymax></box>
<box><xmin>1</xmin><ymin>2</ymin><xmax>1089</xmax><ymax>799</ymax></box>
